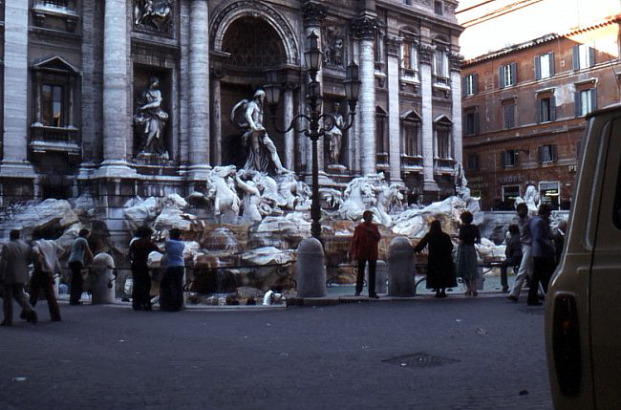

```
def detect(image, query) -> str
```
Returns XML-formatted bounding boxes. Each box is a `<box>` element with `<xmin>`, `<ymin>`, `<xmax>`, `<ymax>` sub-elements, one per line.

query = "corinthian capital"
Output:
<box><xmin>350</xmin><ymin>15</ymin><xmax>383</xmax><ymax>40</ymax></box>
<box><xmin>302</xmin><ymin>1</ymin><xmax>328</xmax><ymax>26</ymax></box>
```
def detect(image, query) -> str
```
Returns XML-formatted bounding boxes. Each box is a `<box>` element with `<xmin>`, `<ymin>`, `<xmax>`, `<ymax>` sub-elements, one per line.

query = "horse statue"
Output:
<box><xmin>338</xmin><ymin>176</ymin><xmax>378</xmax><ymax>222</ymax></box>
<box><xmin>369</xmin><ymin>183</ymin><xmax>404</xmax><ymax>227</ymax></box>
<box><xmin>206</xmin><ymin>165</ymin><xmax>240</xmax><ymax>222</ymax></box>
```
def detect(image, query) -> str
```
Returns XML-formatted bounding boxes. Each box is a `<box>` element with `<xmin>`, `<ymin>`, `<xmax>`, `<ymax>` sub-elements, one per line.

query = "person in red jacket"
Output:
<box><xmin>350</xmin><ymin>210</ymin><xmax>382</xmax><ymax>298</ymax></box>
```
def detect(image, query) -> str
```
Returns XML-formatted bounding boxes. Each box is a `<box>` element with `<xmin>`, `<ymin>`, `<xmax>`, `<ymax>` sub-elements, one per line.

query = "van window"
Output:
<box><xmin>614</xmin><ymin>119</ymin><xmax>621</xmax><ymax>229</ymax></box>
<box><xmin>614</xmin><ymin>153</ymin><xmax>621</xmax><ymax>229</ymax></box>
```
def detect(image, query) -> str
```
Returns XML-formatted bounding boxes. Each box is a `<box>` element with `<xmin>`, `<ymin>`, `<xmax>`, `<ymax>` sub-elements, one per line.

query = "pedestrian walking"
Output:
<box><xmin>68</xmin><ymin>228</ymin><xmax>94</xmax><ymax>305</ymax></box>
<box><xmin>350</xmin><ymin>210</ymin><xmax>382</xmax><ymax>298</ymax></box>
<box><xmin>500</xmin><ymin>224</ymin><xmax>522</xmax><ymax>293</ymax></box>
<box><xmin>507</xmin><ymin>202</ymin><xmax>534</xmax><ymax>302</ymax></box>
<box><xmin>128</xmin><ymin>226</ymin><xmax>160</xmax><ymax>311</ymax></box>
<box><xmin>30</xmin><ymin>228</ymin><xmax>62</xmax><ymax>321</ymax></box>
<box><xmin>413</xmin><ymin>220</ymin><xmax>457</xmax><ymax>298</ymax></box>
<box><xmin>160</xmin><ymin>228</ymin><xmax>185</xmax><ymax>311</ymax></box>
<box><xmin>1</xmin><ymin>229</ymin><xmax>37</xmax><ymax>326</ymax></box>
<box><xmin>528</xmin><ymin>203</ymin><xmax>556</xmax><ymax>305</ymax></box>
<box><xmin>456</xmin><ymin>211</ymin><xmax>481</xmax><ymax>296</ymax></box>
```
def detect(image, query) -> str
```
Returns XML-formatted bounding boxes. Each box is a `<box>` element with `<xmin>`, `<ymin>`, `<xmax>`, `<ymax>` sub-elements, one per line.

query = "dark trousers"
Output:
<box><xmin>356</xmin><ymin>259</ymin><xmax>377</xmax><ymax>296</ymax></box>
<box><xmin>69</xmin><ymin>260</ymin><xmax>84</xmax><ymax>304</ymax></box>
<box><xmin>29</xmin><ymin>271</ymin><xmax>61</xmax><ymax>321</ymax></box>
<box><xmin>500</xmin><ymin>257</ymin><xmax>521</xmax><ymax>291</ymax></box>
<box><xmin>3</xmin><ymin>284</ymin><xmax>35</xmax><ymax>325</ymax></box>
<box><xmin>160</xmin><ymin>266</ymin><xmax>184</xmax><ymax>311</ymax></box>
<box><xmin>529</xmin><ymin>256</ymin><xmax>555</xmax><ymax>304</ymax></box>
<box><xmin>132</xmin><ymin>264</ymin><xmax>152</xmax><ymax>310</ymax></box>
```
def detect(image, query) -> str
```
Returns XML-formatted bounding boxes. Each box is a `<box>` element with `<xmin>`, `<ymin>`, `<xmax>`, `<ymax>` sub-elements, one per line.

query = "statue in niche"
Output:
<box><xmin>323</xmin><ymin>26</ymin><xmax>345</xmax><ymax>68</ymax></box>
<box><xmin>231</xmin><ymin>89</ymin><xmax>289</xmax><ymax>176</ymax></box>
<box><xmin>133</xmin><ymin>0</ymin><xmax>172</xmax><ymax>31</ymax></box>
<box><xmin>324</xmin><ymin>101</ymin><xmax>345</xmax><ymax>165</ymax></box>
<box><xmin>134</xmin><ymin>76</ymin><xmax>169</xmax><ymax>156</ymax></box>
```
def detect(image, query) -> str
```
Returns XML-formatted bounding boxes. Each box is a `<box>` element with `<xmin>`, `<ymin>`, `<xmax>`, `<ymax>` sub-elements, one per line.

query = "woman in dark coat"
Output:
<box><xmin>414</xmin><ymin>220</ymin><xmax>457</xmax><ymax>298</ymax></box>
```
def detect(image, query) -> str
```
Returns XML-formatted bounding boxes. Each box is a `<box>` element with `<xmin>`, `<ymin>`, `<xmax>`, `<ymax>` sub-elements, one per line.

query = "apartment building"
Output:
<box><xmin>458</xmin><ymin>1</ymin><xmax>621</xmax><ymax>210</ymax></box>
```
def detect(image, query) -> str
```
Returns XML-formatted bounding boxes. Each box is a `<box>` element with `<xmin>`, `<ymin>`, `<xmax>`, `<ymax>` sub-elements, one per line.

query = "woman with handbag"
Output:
<box><xmin>128</xmin><ymin>226</ymin><xmax>160</xmax><ymax>311</ymax></box>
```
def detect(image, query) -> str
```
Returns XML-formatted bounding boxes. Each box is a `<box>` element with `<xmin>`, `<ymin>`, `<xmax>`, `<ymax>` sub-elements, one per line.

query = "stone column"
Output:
<box><xmin>386</xmin><ymin>36</ymin><xmax>403</xmax><ymax>184</ymax></box>
<box><xmin>283</xmin><ymin>85</ymin><xmax>295</xmax><ymax>170</ymax></box>
<box><xmin>450</xmin><ymin>53</ymin><xmax>464</xmax><ymax>165</ymax></box>
<box><xmin>349</xmin><ymin>39</ymin><xmax>361</xmax><ymax>174</ymax></box>
<box><xmin>100</xmin><ymin>0</ymin><xmax>133</xmax><ymax>176</ymax></box>
<box><xmin>211</xmin><ymin>72</ymin><xmax>222</xmax><ymax>165</ymax></box>
<box><xmin>187</xmin><ymin>0</ymin><xmax>211</xmax><ymax>179</ymax></box>
<box><xmin>1</xmin><ymin>1</ymin><xmax>34</xmax><ymax>176</ymax></box>
<box><xmin>351</xmin><ymin>16</ymin><xmax>379</xmax><ymax>176</ymax></box>
<box><xmin>419</xmin><ymin>44</ymin><xmax>437</xmax><ymax>194</ymax></box>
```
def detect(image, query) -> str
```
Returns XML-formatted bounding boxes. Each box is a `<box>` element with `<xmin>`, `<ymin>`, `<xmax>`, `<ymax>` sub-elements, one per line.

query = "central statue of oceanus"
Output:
<box><xmin>231</xmin><ymin>89</ymin><xmax>289</xmax><ymax>176</ymax></box>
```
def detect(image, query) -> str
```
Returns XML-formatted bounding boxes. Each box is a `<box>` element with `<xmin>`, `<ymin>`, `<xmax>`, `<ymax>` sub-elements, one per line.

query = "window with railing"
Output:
<box><xmin>376</xmin><ymin>107</ymin><xmax>389</xmax><ymax>167</ymax></box>
<box><xmin>30</xmin><ymin>57</ymin><xmax>80</xmax><ymax>153</ymax></box>
<box><xmin>400</xmin><ymin>37</ymin><xmax>419</xmax><ymax>81</ymax></box>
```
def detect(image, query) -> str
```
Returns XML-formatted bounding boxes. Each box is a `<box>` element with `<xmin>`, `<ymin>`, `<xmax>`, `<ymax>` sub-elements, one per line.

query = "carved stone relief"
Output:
<box><xmin>133</xmin><ymin>0</ymin><xmax>173</xmax><ymax>34</ymax></box>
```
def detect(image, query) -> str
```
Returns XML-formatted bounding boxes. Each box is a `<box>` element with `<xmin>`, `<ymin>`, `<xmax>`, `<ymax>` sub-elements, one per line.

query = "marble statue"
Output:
<box><xmin>134</xmin><ymin>77</ymin><xmax>169</xmax><ymax>155</ymax></box>
<box><xmin>515</xmin><ymin>184</ymin><xmax>540</xmax><ymax>214</ymax></box>
<box><xmin>206</xmin><ymin>165</ymin><xmax>241</xmax><ymax>222</ymax></box>
<box><xmin>231</xmin><ymin>89</ymin><xmax>288</xmax><ymax>176</ymax></box>
<box><xmin>325</xmin><ymin>102</ymin><xmax>344</xmax><ymax>165</ymax></box>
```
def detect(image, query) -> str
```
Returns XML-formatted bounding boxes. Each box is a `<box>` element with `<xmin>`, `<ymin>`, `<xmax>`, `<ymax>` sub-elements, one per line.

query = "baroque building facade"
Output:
<box><xmin>0</xmin><ymin>0</ymin><xmax>463</xmax><ymax>232</ymax></box>
<box><xmin>457</xmin><ymin>0</ymin><xmax>621</xmax><ymax>210</ymax></box>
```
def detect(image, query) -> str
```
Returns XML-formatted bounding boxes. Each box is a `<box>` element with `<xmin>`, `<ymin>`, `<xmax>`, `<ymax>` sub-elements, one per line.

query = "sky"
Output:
<box><xmin>456</xmin><ymin>0</ymin><xmax>621</xmax><ymax>59</ymax></box>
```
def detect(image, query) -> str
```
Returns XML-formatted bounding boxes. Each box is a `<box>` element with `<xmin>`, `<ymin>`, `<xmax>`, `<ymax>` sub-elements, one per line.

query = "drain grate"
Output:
<box><xmin>382</xmin><ymin>352</ymin><xmax>460</xmax><ymax>368</ymax></box>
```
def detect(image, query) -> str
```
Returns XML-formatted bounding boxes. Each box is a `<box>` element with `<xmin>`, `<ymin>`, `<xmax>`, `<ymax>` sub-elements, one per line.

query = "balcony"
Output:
<box><xmin>434</xmin><ymin>158</ymin><xmax>455</xmax><ymax>175</ymax></box>
<box><xmin>30</xmin><ymin>123</ymin><xmax>81</xmax><ymax>156</ymax></box>
<box><xmin>400</xmin><ymin>155</ymin><xmax>423</xmax><ymax>172</ymax></box>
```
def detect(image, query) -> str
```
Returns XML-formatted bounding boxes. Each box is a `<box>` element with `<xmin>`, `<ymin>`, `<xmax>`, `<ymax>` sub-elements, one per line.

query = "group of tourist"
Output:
<box><xmin>350</xmin><ymin>202</ymin><xmax>560</xmax><ymax>302</ymax></box>
<box><xmin>0</xmin><ymin>224</ymin><xmax>188</xmax><ymax>326</ymax></box>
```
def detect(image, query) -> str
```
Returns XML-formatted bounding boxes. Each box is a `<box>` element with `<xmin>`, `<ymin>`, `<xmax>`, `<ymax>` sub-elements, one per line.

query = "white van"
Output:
<box><xmin>545</xmin><ymin>103</ymin><xmax>621</xmax><ymax>409</ymax></box>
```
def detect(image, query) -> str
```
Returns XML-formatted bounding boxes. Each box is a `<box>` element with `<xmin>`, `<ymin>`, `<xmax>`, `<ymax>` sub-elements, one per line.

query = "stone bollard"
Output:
<box><xmin>89</xmin><ymin>252</ymin><xmax>116</xmax><ymax>304</ymax></box>
<box><xmin>388</xmin><ymin>236</ymin><xmax>415</xmax><ymax>297</ymax></box>
<box><xmin>296</xmin><ymin>238</ymin><xmax>326</xmax><ymax>298</ymax></box>
<box><xmin>376</xmin><ymin>260</ymin><xmax>388</xmax><ymax>294</ymax></box>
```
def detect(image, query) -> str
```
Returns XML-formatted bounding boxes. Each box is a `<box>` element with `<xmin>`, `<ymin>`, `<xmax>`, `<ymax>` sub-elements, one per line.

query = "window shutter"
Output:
<box><xmin>549</xmin><ymin>52</ymin><xmax>555</xmax><ymax>76</ymax></box>
<box><xmin>574</xmin><ymin>91</ymin><xmax>581</xmax><ymax>117</ymax></box>
<box><xmin>552</xmin><ymin>145</ymin><xmax>558</xmax><ymax>162</ymax></box>
<box><xmin>572</xmin><ymin>46</ymin><xmax>579</xmax><ymax>70</ymax></box>
<box><xmin>538</xmin><ymin>146</ymin><xmax>544</xmax><ymax>163</ymax></box>
<box><xmin>510</xmin><ymin>62</ymin><xmax>517</xmax><ymax>85</ymax></box>
<box><xmin>588</xmin><ymin>47</ymin><xmax>596</xmax><ymax>67</ymax></box>
<box><xmin>499</xmin><ymin>66</ymin><xmax>505</xmax><ymax>88</ymax></box>
<box><xmin>536</xmin><ymin>98</ymin><xmax>542</xmax><ymax>123</ymax></box>
<box><xmin>473</xmin><ymin>73</ymin><xmax>478</xmax><ymax>94</ymax></box>
<box><xmin>550</xmin><ymin>95</ymin><xmax>556</xmax><ymax>121</ymax></box>
<box><xmin>474</xmin><ymin>111</ymin><xmax>479</xmax><ymax>134</ymax></box>
<box><xmin>535</xmin><ymin>56</ymin><xmax>541</xmax><ymax>80</ymax></box>
<box><xmin>591</xmin><ymin>88</ymin><xmax>597</xmax><ymax>111</ymax></box>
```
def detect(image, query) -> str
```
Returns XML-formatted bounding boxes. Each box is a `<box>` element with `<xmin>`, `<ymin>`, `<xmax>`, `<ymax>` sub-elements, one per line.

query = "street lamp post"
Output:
<box><xmin>264</xmin><ymin>32</ymin><xmax>361</xmax><ymax>241</ymax></box>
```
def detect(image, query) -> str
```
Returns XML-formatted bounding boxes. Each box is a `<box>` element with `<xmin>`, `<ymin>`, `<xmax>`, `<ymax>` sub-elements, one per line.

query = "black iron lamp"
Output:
<box><xmin>264</xmin><ymin>31</ymin><xmax>361</xmax><ymax>241</ymax></box>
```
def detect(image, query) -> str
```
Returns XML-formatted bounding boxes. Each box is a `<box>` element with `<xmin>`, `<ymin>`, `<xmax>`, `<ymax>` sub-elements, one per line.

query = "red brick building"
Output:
<box><xmin>459</xmin><ymin>14</ymin><xmax>621</xmax><ymax>210</ymax></box>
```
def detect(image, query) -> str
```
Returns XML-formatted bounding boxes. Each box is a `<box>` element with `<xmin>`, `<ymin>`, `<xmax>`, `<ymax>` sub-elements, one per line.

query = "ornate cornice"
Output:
<box><xmin>302</xmin><ymin>1</ymin><xmax>327</xmax><ymax>26</ymax></box>
<box><xmin>385</xmin><ymin>36</ymin><xmax>402</xmax><ymax>57</ymax></box>
<box><xmin>419</xmin><ymin>44</ymin><xmax>434</xmax><ymax>65</ymax></box>
<box><xmin>450</xmin><ymin>52</ymin><xmax>464</xmax><ymax>70</ymax></box>
<box><xmin>350</xmin><ymin>15</ymin><xmax>383</xmax><ymax>40</ymax></box>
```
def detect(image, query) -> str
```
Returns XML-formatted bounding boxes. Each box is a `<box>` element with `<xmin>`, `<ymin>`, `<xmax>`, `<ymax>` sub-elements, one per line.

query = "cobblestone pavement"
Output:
<box><xmin>0</xmin><ymin>294</ymin><xmax>552</xmax><ymax>410</ymax></box>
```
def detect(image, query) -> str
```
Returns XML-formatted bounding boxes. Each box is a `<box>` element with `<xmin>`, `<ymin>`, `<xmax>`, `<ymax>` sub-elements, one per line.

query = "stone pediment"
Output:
<box><xmin>32</xmin><ymin>56</ymin><xmax>80</xmax><ymax>74</ymax></box>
